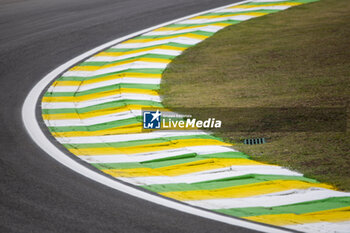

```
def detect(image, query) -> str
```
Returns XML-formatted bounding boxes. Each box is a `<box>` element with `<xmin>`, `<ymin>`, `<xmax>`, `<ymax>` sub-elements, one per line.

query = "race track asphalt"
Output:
<box><xmin>0</xmin><ymin>0</ymin><xmax>264</xmax><ymax>232</ymax></box>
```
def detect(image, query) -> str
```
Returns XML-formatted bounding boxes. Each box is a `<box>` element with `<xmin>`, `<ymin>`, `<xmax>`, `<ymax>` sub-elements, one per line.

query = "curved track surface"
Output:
<box><xmin>0</xmin><ymin>0</ymin><xmax>265</xmax><ymax>232</ymax></box>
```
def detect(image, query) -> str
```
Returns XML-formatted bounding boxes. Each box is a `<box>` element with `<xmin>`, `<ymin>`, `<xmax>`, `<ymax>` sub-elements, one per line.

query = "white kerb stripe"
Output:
<box><xmin>45</xmin><ymin>112</ymin><xmax>140</xmax><ymax>127</ymax></box>
<box><xmin>117</xmin><ymin>166</ymin><xmax>302</xmax><ymax>186</ymax></box>
<box><xmin>215</xmin><ymin>5</ymin><xmax>292</xmax><ymax>12</ymax></box>
<box><xmin>144</xmin><ymin>25</ymin><xmax>224</xmax><ymax>36</ymax></box>
<box><xmin>79</xmin><ymin>145</ymin><xmax>235</xmax><ymax>163</ymax></box>
<box><xmin>55</xmin><ymin>130</ymin><xmax>208</xmax><ymax>144</ymax></box>
<box><xmin>113</xmin><ymin>37</ymin><xmax>202</xmax><ymax>49</ymax></box>
<box><xmin>48</xmin><ymin>78</ymin><xmax>161</xmax><ymax>93</ymax></box>
<box><xmin>87</xmin><ymin>49</ymin><xmax>182</xmax><ymax>62</ymax></box>
<box><xmin>177</xmin><ymin>15</ymin><xmax>256</xmax><ymax>24</ymax></box>
<box><xmin>63</xmin><ymin>61</ymin><xmax>168</xmax><ymax>77</ymax></box>
<box><xmin>185</xmin><ymin>188</ymin><xmax>350</xmax><ymax>209</ymax></box>
<box><xmin>251</xmin><ymin>0</ymin><xmax>289</xmax><ymax>2</ymax></box>
<box><xmin>42</xmin><ymin>94</ymin><xmax>162</xmax><ymax>109</ymax></box>
<box><xmin>74</xmin><ymin>143</ymin><xmax>234</xmax><ymax>156</ymax></box>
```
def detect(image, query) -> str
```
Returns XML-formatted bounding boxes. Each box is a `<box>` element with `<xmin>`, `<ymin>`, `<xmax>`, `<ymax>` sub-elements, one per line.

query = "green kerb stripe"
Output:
<box><xmin>242</xmin><ymin>0</ymin><xmax>317</xmax><ymax>6</ymax></box>
<box><xmin>92</xmin><ymin>150</ymin><xmax>245</xmax><ymax>169</ymax></box>
<box><xmin>45</xmin><ymin>83</ymin><xmax>160</xmax><ymax>97</ymax></box>
<box><xmin>48</xmin><ymin>116</ymin><xmax>183</xmax><ymax>132</ymax></box>
<box><xmin>42</xmin><ymin>99</ymin><xmax>163</xmax><ymax>114</ymax></box>
<box><xmin>91</xmin><ymin>151</ymin><xmax>251</xmax><ymax>171</ymax></box>
<box><xmin>105</xmin><ymin>42</ymin><xmax>192</xmax><ymax>53</ymax></box>
<box><xmin>134</xmin><ymin>30</ymin><xmax>214</xmax><ymax>40</ymax></box>
<box><xmin>64</xmin><ymin>134</ymin><xmax>222</xmax><ymax>149</ymax></box>
<box><xmin>197</xmin><ymin>151</ymin><xmax>248</xmax><ymax>159</ymax></box>
<box><xmin>164</xmin><ymin>20</ymin><xmax>241</xmax><ymax>28</ymax></box>
<box><xmin>141</xmin><ymin>174</ymin><xmax>318</xmax><ymax>193</ymax></box>
<box><xmin>93</xmin><ymin>157</ymin><xmax>203</xmax><ymax>170</ymax></box>
<box><xmin>137</xmin><ymin>151</ymin><xmax>249</xmax><ymax>163</ymax></box>
<box><xmin>49</xmin><ymin>116</ymin><xmax>142</xmax><ymax>132</ymax></box>
<box><xmin>92</xmin><ymin>152</ymin><xmax>249</xmax><ymax>170</ymax></box>
<box><xmin>78</xmin><ymin>54</ymin><xmax>176</xmax><ymax>67</ymax></box>
<box><xmin>214</xmin><ymin>196</ymin><xmax>350</xmax><ymax>217</ymax></box>
<box><xmin>57</xmin><ymin>68</ymin><xmax>164</xmax><ymax>81</ymax></box>
<box><xmin>202</xmin><ymin>9</ymin><xmax>280</xmax><ymax>16</ymax></box>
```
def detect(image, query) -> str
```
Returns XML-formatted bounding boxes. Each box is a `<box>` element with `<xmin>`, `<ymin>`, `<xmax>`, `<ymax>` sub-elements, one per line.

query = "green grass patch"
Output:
<box><xmin>161</xmin><ymin>0</ymin><xmax>350</xmax><ymax>190</ymax></box>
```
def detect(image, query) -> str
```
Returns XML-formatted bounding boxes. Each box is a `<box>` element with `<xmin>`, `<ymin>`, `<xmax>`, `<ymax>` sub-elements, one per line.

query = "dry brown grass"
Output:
<box><xmin>161</xmin><ymin>0</ymin><xmax>350</xmax><ymax>190</ymax></box>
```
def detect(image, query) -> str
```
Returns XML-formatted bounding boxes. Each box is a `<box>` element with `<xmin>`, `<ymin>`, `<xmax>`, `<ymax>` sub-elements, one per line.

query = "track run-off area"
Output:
<box><xmin>23</xmin><ymin>0</ymin><xmax>350</xmax><ymax>233</ymax></box>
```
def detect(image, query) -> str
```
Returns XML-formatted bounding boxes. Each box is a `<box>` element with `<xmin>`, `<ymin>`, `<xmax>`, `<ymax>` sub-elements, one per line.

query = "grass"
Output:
<box><xmin>161</xmin><ymin>0</ymin><xmax>350</xmax><ymax>190</ymax></box>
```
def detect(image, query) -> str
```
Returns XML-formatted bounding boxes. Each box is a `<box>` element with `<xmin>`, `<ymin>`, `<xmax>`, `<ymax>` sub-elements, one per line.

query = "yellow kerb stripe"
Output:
<box><xmin>160</xmin><ymin>180</ymin><xmax>333</xmax><ymax>201</ymax></box>
<box><xmin>70</xmin><ymin>139</ymin><xmax>231</xmax><ymax>156</ymax></box>
<box><xmin>122</xmin><ymin>33</ymin><xmax>208</xmax><ymax>44</ymax></box>
<box><xmin>53</xmin><ymin>73</ymin><xmax>161</xmax><ymax>86</ymax></box>
<box><xmin>229</xmin><ymin>2</ymin><xmax>302</xmax><ymax>9</ymax></box>
<box><xmin>245</xmin><ymin>206</ymin><xmax>350</xmax><ymax>226</ymax></box>
<box><xmin>103</xmin><ymin>158</ymin><xmax>262</xmax><ymax>177</ymax></box>
<box><xmin>43</xmin><ymin>105</ymin><xmax>168</xmax><ymax>120</ymax></box>
<box><xmin>95</xmin><ymin>45</ymin><xmax>186</xmax><ymax>57</ymax></box>
<box><xmin>70</xmin><ymin>58</ymin><xmax>171</xmax><ymax>72</ymax></box>
<box><xmin>152</xmin><ymin>23</ymin><xmax>230</xmax><ymax>32</ymax></box>
<box><xmin>190</xmin><ymin>12</ymin><xmax>267</xmax><ymax>20</ymax></box>
<box><xmin>42</xmin><ymin>88</ymin><xmax>159</xmax><ymax>103</ymax></box>
<box><xmin>51</xmin><ymin>123</ymin><xmax>145</xmax><ymax>137</ymax></box>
